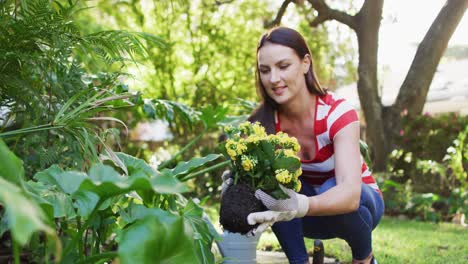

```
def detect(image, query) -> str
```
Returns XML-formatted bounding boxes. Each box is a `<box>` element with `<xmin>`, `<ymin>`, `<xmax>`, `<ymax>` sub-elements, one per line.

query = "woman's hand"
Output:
<box><xmin>220</xmin><ymin>170</ymin><xmax>233</xmax><ymax>196</ymax></box>
<box><xmin>246</xmin><ymin>186</ymin><xmax>309</xmax><ymax>236</ymax></box>
<box><xmin>254</xmin><ymin>185</ymin><xmax>309</xmax><ymax>217</ymax></box>
<box><xmin>246</xmin><ymin>210</ymin><xmax>297</xmax><ymax>236</ymax></box>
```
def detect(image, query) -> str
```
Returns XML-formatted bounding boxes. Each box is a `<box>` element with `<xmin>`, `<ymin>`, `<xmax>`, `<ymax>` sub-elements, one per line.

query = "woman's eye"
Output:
<box><xmin>279</xmin><ymin>65</ymin><xmax>290</xmax><ymax>70</ymax></box>
<box><xmin>260</xmin><ymin>69</ymin><xmax>270</xmax><ymax>74</ymax></box>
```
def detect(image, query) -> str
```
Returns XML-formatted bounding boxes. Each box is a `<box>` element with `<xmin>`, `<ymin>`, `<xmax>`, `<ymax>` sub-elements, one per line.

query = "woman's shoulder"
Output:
<box><xmin>317</xmin><ymin>91</ymin><xmax>349</xmax><ymax>106</ymax></box>
<box><xmin>318</xmin><ymin>91</ymin><xmax>358</xmax><ymax>113</ymax></box>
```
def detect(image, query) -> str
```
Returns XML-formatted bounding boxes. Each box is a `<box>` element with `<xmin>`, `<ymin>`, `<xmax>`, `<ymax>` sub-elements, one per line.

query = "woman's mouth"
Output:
<box><xmin>272</xmin><ymin>86</ymin><xmax>287</xmax><ymax>96</ymax></box>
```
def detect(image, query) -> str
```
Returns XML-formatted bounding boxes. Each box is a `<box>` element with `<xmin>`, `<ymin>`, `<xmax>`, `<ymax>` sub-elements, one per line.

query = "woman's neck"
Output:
<box><xmin>279</xmin><ymin>91</ymin><xmax>316</xmax><ymax>122</ymax></box>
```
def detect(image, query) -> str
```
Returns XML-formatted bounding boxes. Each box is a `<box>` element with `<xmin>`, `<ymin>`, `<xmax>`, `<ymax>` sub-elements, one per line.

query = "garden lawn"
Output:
<box><xmin>256</xmin><ymin>216</ymin><xmax>468</xmax><ymax>264</ymax></box>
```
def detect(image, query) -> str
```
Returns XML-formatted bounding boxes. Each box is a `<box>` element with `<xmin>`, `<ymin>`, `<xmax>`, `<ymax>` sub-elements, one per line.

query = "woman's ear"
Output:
<box><xmin>302</xmin><ymin>54</ymin><xmax>311</xmax><ymax>74</ymax></box>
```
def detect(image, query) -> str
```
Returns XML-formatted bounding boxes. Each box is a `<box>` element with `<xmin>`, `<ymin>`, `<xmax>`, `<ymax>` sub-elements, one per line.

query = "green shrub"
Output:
<box><xmin>0</xmin><ymin>0</ymin><xmax>163</xmax><ymax>178</ymax></box>
<box><xmin>384</xmin><ymin>114</ymin><xmax>467</xmax><ymax>221</ymax></box>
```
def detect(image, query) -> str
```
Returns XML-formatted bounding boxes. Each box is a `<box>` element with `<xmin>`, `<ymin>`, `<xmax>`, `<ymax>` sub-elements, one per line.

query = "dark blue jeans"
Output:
<box><xmin>272</xmin><ymin>178</ymin><xmax>385</xmax><ymax>263</ymax></box>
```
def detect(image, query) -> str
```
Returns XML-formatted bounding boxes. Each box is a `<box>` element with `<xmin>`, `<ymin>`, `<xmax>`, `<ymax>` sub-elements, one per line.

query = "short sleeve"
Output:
<box><xmin>327</xmin><ymin>98</ymin><xmax>359</xmax><ymax>140</ymax></box>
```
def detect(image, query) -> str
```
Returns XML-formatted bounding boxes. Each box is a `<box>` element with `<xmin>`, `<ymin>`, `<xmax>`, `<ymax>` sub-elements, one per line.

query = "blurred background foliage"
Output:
<box><xmin>1</xmin><ymin>1</ymin><xmax>466</xmax><ymax>263</ymax></box>
<box><xmin>382</xmin><ymin>113</ymin><xmax>467</xmax><ymax>222</ymax></box>
<box><xmin>1</xmin><ymin>0</ymin><xmax>465</xmax><ymax>224</ymax></box>
<box><xmin>69</xmin><ymin>0</ymin><xmax>358</xmax><ymax>202</ymax></box>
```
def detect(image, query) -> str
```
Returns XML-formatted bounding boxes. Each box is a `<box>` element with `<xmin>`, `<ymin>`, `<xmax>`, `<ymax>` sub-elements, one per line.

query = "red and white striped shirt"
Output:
<box><xmin>275</xmin><ymin>92</ymin><xmax>381</xmax><ymax>195</ymax></box>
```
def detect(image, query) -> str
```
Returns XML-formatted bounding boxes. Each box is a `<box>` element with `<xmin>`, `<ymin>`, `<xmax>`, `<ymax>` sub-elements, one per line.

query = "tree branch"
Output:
<box><xmin>214</xmin><ymin>0</ymin><xmax>235</xmax><ymax>6</ymax></box>
<box><xmin>306</xmin><ymin>0</ymin><xmax>357</xmax><ymax>29</ymax></box>
<box><xmin>394</xmin><ymin>0</ymin><xmax>468</xmax><ymax>115</ymax></box>
<box><xmin>264</xmin><ymin>0</ymin><xmax>293</xmax><ymax>28</ymax></box>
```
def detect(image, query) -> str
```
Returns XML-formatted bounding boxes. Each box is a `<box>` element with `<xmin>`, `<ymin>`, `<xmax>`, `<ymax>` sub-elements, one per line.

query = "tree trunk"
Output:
<box><xmin>385</xmin><ymin>0</ymin><xmax>468</xmax><ymax>156</ymax></box>
<box><xmin>278</xmin><ymin>0</ymin><xmax>468</xmax><ymax>171</ymax></box>
<box><xmin>354</xmin><ymin>0</ymin><xmax>387</xmax><ymax>171</ymax></box>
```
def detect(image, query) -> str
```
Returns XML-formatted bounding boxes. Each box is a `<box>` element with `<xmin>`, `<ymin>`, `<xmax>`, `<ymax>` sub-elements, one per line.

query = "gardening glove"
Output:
<box><xmin>254</xmin><ymin>185</ymin><xmax>310</xmax><ymax>218</ymax></box>
<box><xmin>220</xmin><ymin>170</ymin><xmax>233</xmax><ymax>196</ymax></box>
<box><xmin>246</xmin><ymin>210</ymin><xmax>297</xmax><ymax>237</ymax></box>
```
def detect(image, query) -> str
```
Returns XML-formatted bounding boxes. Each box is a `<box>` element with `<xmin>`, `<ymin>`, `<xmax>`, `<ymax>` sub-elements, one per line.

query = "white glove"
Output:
<box><xmin>254</xmin><ymin>185</ymin><xmax>310</xmax><ymax>218</ymax></box>
<box><xmin>246</xmin><ymin>210</ymin><xmax>297</xmax><ymax>237</ymax></box>
<box><xmin>220</xmin><ymin>170</ymin><xmax>233</xmax><ymax>196</ymax></box>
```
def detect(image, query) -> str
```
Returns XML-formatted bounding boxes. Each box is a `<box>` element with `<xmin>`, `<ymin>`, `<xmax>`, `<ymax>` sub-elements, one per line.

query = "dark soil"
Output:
<box><xmin>219</xmin><ymin>183</ymin><xmax>266</xmax><ymax>234</ymax></box>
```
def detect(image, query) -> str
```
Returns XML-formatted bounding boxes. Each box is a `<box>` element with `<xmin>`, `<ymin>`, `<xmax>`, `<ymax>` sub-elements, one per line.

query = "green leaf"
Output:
<box><xmin>143</xmin><ymin>102</ymin><xmax>156</xmax><ymax>119</ymax></box>
<box><xmin>161</xmin><ymin>154</ymin><xmax>222</xmax><ymax>178</ymax></box>
<box><xmin>151</xmin><ymin>172</ymin><xmax>189</xmax><ymax>194</ymax></box>
<box><xmin>260</xmin><ymin>140</ymin><xmax>276</xmax><ymax>161</ymax></box>
<box><xmin>26</xmin><ymin>181</ymin><xmax>76</xmax><ymax>219</ymax></box>
<box><xmin>270</xmin><ymin>187</ymin><xmax>289</xmax><ymax>200</ymax></box>
<box><xmin>119</xmin><ymin>204</ymin><xmax>170</xmax><ymax>225</ymax></box>
<box><xmin>0</xmin><ymin>139</ymin><xmax>25</xmax><ymax>188</ymax></box>
<box><xmin>181</xmin><ymin>200</ymin><xmax>216</xmax><ymax>264</ymax></box>
<box><xmin>34</xmin><ymin>165</ymin><xmax>88</xmax><ymax>194</ymax></box>
<box><xmin>47</xmin><ymin>192</ymin><xmax>77</xmax><ymax>219</ymax></box>
<box><xmin>0</xmin><ymin>178</ymin><xmax>53</xmax><ymax>245</ymax></box>
<box><xmin>89</xmin><ymin>162</ymin><xmax>125</xmax><ymax>182</ymax></box>
<box><xmin>272</xmin><ymin>157</ymin><xmax>301</xmax><ymax>172</ymax></box>
<box><xmin>216</xmin><ymin>114</ymin><xmax>249</xmax><ymax>128</ymax></box>
<box><xmin>118</xmin><ymin>214</ymin><xmax>198</xmax><ymax>264</ymax></box>
<box><xmin>199</xmin><ymin>105</ymin><xmax>229</xmax><ymax>129</ymax></box>
<box><xmin>81</xmin><ymin>164</ymin><xmax>187</xmax><ymax>196</ymax></box>
<box><xmin>360</xmin><ymin>140</ymin><xmax>372</xmax><ymax>171</ymax></box>
<box><xmin>260</xmin><ymin>175</ymin><xmax>277</xmax><ymax>190</ymax></box>
<box><xmin>23</xmin><ymin>181</ymin><xmax>55</xmax><ymax>221</ymax></box>
<box><xmin>35</xmin><ymin>164</ymin><xmax>187</xmax><ymax>204</ymax></box>
<box><xmin>115</xmin><ymin>152</ymin><xmax>159</xmax><ymax>177</ymax></box>
<box><xmin>72</xmin><ymin>190</ymin><xmax>100</xmax><ymax>219</ymax></box>
<box><xmin>235</xmin><ymin>98</ymin><xmax>258</xmax><ymax>111</ymax></box>
<box><xmin>151</xmin><ymin>99</ymin><xmax>200</xmax><ymax>130</ymax></box>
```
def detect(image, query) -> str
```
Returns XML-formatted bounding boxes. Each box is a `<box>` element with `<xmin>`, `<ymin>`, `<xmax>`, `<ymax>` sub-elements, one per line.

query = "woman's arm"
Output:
<box><xmin>307</xmin><ymin>122</ymin><xmax>362</xmax><ymax>216</ymax></box>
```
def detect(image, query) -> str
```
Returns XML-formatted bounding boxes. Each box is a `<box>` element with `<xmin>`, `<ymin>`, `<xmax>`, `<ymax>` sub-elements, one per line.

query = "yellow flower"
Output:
<box><xmin>236</xmin><ymin>140</ymin><xmax>247</xmax><ymax>155</ymax></box>
<box><xmin>294</xmin><ymin>167</ymin><xmax>302</xmax><ymax>178</ymax></box>
<box><xmin>294</xmin><ymin>180</ymin><xmax>302</xmax><ymax>192</ymax></box>
<box><xmin>226</xmin><ymin>139</ymin><xmax>238</xmax><ymax>160</ymax></box>
<box><xmin>284</xmin><ymin>149</ymin><xmax>299</xmax><ymax>159</ymax></box>
<box><xmin>241</xmin><ymin>155</ymin><xmax>257</xmax><ymax>172</ymax></box>
<box><xmin>267</xmin><ymin>134</ymin><xmax>280</xmax><ymax>144</ymax></box>
<box><xmin>227</xmin><ymin>148</ymin><xmax>237</xmax><ymax>160</ymax></box>
<box><xmin>239</xmin><ymin>121</ymin><xmax>251</xmax><ymax>135</ymax></box>
<box><xmin>291</xmin><ymin>139</ymin><xmax>300</xmax><ymax>152</ymax></box>
<box><xmin>252</xmin><ymin>122</ymin><xmax>266</xmax><ymax>137</ymax></box>
<box><xmin>226</xmin><ymin>139</ymin><xmax>236</xmax><ymax>149</ymax></box>
<box><xmin>246</xmin><ymin>135</ymin><xmax>261</xmax><ymax>145</ymax></box>
<box><xmin>275</xmin><ymin>169</ymin><xmax>292</xmax><ymax>184</ymax></box>
<box><xmin>281</xmin><ymin>139</ymin><xmax>300</xmax><ymax>153</ymax></box>
<box><xmin>224</xmin><ymin>125</ymin><xmax>234</xmax><ymax>134</ymax></box>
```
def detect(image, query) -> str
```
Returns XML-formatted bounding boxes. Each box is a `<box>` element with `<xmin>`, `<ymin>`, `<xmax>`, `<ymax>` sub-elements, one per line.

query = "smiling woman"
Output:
<box><xmin>255</xmin><ymin>27</ymin><xmax>326</xmax><ymax>110</ymax></box>
<box><xmin>230</xmin><ymin>27</ymin><xmax>385</xmax><ymax>264</ymax></box>
<box><xmin>257</xmin><ymin>43</ymin><xmax>310</xmax><ymax>104</ymax></box>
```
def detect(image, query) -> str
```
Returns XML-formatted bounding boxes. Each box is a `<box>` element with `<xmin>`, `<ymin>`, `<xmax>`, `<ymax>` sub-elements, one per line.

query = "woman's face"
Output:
<box><xmin>257</xmin><ymin>43</ymin><xmax>310</xmax><ymax>105</ymax></box>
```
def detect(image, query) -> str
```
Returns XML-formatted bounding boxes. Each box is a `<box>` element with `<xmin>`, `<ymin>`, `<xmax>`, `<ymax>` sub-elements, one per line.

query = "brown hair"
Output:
<box><xmin>255</xmin><ymin>26</ymin><xmax>326</xmax><ymax>109</ymax></box>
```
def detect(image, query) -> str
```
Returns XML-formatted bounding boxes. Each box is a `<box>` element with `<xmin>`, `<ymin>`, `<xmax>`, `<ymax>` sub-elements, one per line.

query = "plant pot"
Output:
<box><xmin>219</xmin><ymin>183</ymin><xmax>266</xmax><ymax>234</ymax></box>
<box><xmin>217</xmin><ymin>231</ymin><xmax>261</xmax><ymax>264</ymax></box>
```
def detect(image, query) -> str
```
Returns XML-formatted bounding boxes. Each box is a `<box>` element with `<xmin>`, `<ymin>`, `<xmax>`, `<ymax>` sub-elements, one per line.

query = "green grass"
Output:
<box><xmin>205</xmin><ymin>205</ymin><xmax>467</xmax><ymax>263</ymax></box>
<box><xmin>256</xmin><ymin>216</ymin><xmax>468</xmax><ymax>264</ymax></box>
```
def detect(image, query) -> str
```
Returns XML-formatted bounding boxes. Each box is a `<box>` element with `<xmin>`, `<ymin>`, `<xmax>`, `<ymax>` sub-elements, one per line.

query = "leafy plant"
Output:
<box><xmin>221</xmin><ymin>121</ymin><xmax>302</xmax><ymax>199</ymax></box>
<box><xmin>0</xmin><ymin>0</ymin><xmax>165</xmax><ymax>176</ymax></box>
<box><xmin>0</xmin><ymin>136</ymin><xmax>224</xmax><ymax>263</ymax></box>
<box><xmin>383</xmin><ymin>124</ymin><xmax>467</xmax><ymax>221</ymax></box>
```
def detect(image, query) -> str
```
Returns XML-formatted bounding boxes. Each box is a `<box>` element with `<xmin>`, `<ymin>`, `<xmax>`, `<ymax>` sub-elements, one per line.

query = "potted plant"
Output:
<box><xmin>219</xmin><ymin>122</ymin><xmax>302</xmax><ymax>234</ymax></box>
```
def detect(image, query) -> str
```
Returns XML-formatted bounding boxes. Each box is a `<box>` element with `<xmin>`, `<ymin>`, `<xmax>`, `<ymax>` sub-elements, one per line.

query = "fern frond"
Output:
<box><xmin>146</xmin><ymin>99</ymin><xmax>201</xmax><ymax>130</ymax></box>
<box><xmin>78</xmin><ymin>30</ymin><xmax>166</xmax><ymax>65</ymax></box>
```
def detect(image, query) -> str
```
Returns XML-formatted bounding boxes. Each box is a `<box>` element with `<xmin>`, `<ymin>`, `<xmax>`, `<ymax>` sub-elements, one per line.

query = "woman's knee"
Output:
<box><xmin>360</xmin><ymin>184</ymin><xmax>385</xmax><ymax>228</ymax></box>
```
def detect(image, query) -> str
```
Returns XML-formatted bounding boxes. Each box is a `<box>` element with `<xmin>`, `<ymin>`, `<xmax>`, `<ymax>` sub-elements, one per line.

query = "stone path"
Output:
<box><xmin>257</xmin><ymin>251</ymin><xmax>340</xmax><ymax>264</ymax></box>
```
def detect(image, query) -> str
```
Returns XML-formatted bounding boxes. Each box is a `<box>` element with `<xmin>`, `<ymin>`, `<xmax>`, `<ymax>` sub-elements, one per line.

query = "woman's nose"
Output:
<box><xmin>269</xmin><ymin>69</ymin><xmax>280</xmax><ymax>84</ymax></box>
